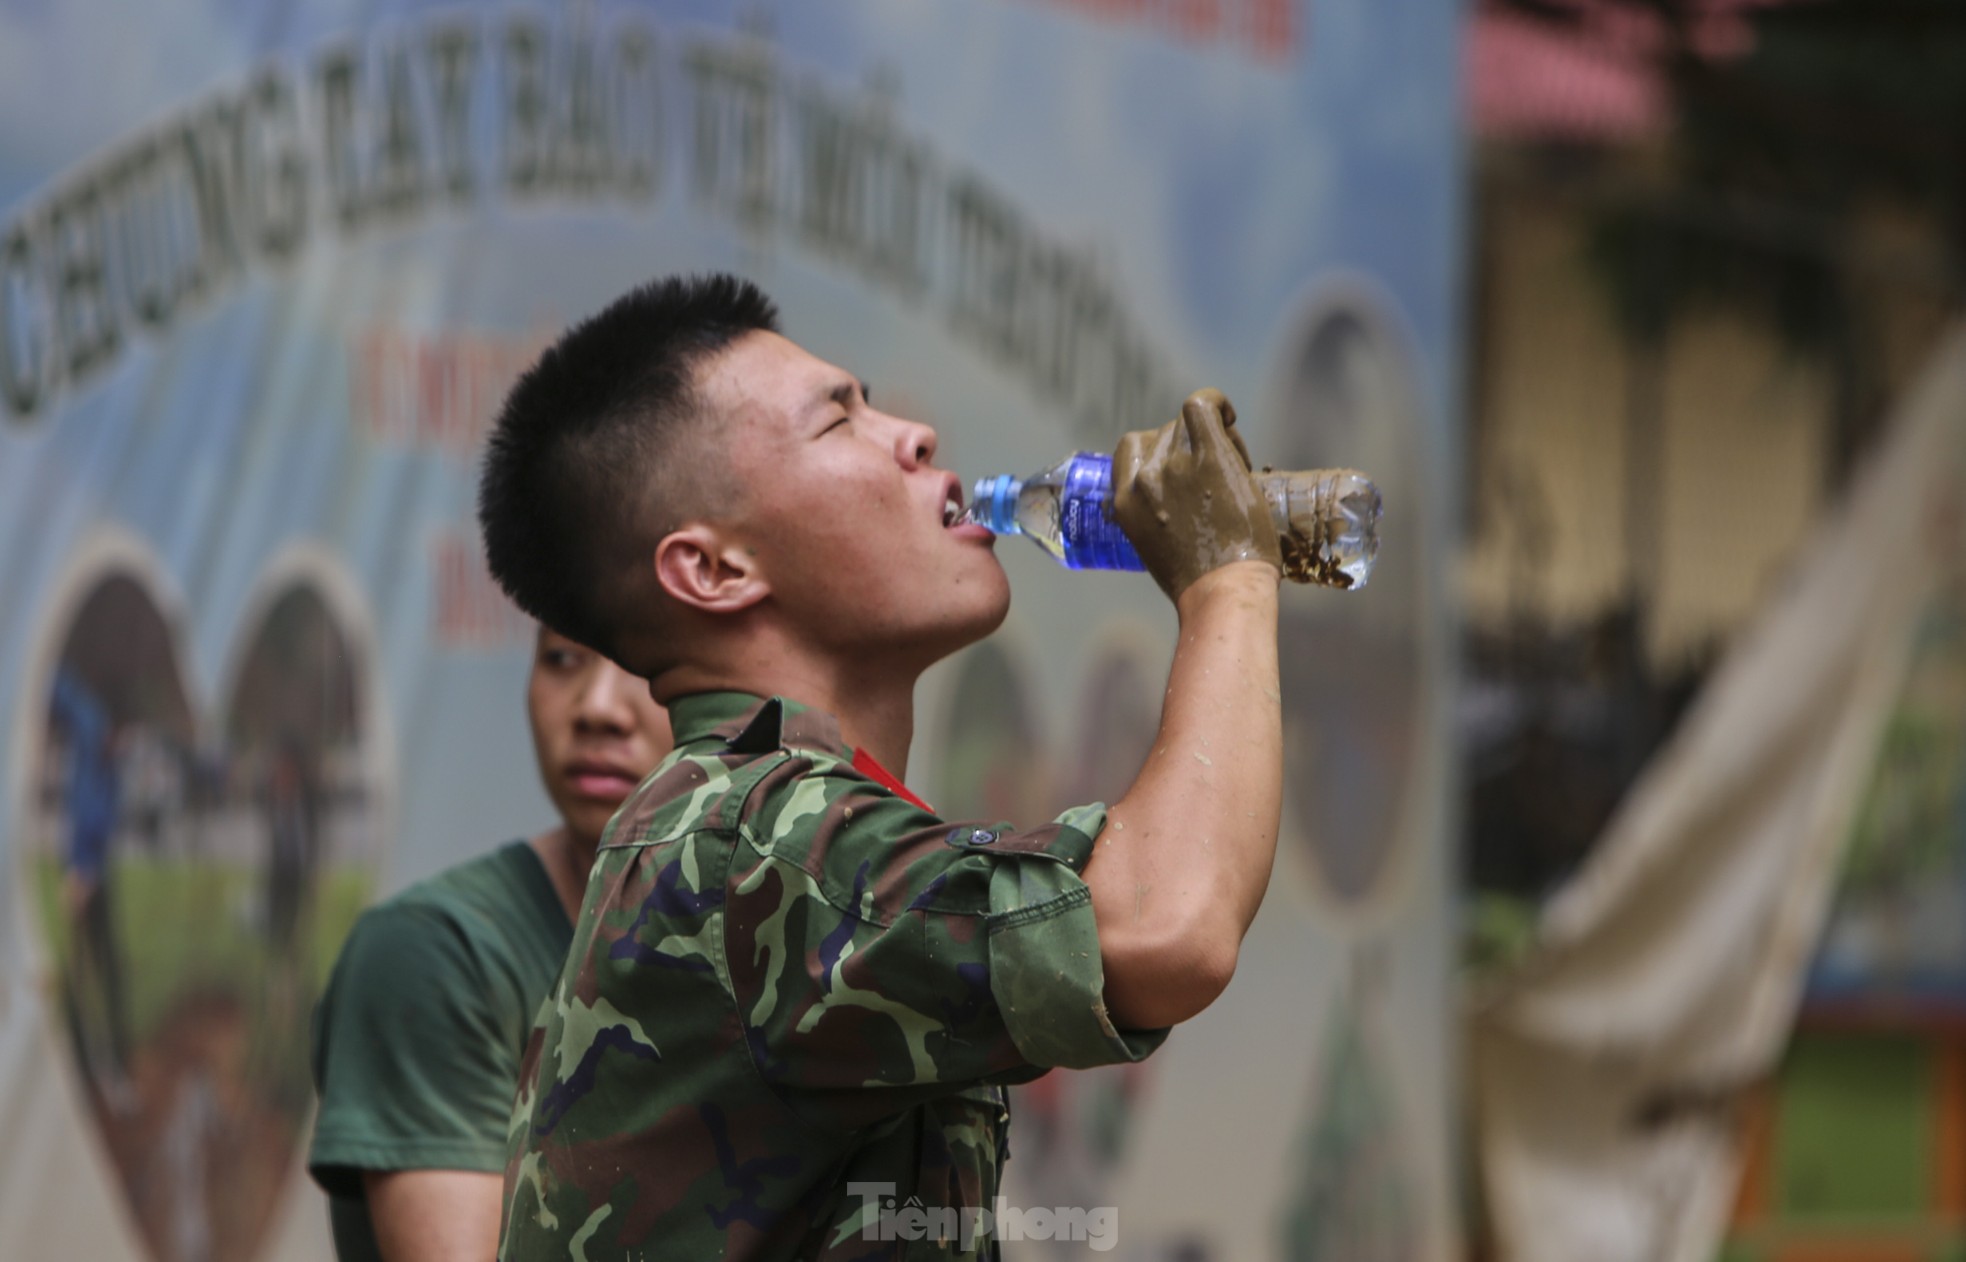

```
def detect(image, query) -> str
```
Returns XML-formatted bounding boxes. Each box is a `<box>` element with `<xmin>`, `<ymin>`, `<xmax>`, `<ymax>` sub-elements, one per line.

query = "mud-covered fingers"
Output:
<box><xmin>1113</xmin><ymin>428</ymin><xmax>1148</xmax><ymax>486</ymax></box>
<box><xmin>1185</xmin><ymin>387</ymin><xmax>1236</xmax><ymax>430</ymax></box>
<box><xmin>1115</xmin><ymin>421</ymin><xmax>1167</xmax><ymax>492</ymax></box>
<box><xmin>1180</xmin><ymin>388</ymin><xmax>1254</xmax><ymax>473</ymax></box>
<box><xmin>1224</xmin><ymin>422</ymin><xmax>1253</xmax><ymax>472</ymax></box>
<box><xmin>1211</xmin><ymin>392</ymin><xmax>1256</xmax><ymax>471</ymax></box>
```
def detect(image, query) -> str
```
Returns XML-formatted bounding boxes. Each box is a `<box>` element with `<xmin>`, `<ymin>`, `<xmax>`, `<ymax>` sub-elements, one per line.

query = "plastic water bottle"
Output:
<box><xmin>964</xmin><ymin>453</ymin><xmax>1381</xmax><ymax>589</ymax></box>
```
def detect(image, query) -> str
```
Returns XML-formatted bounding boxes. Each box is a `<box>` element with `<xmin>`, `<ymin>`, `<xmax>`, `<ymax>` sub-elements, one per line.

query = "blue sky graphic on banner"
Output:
<box><xmin>0</xmin><ymin>3</ymin><xmax>1463</xmax><ymax>1258</ymax></box>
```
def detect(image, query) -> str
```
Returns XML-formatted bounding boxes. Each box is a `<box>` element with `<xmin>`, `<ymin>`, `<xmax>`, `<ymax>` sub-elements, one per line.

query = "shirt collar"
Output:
<box><xmin>665</xmin><ymin>691</ymin><xmax>933</xmax><ymax>813</ymax></box>
<box><xmin>666</xmin><ymin>691</ymin><xmax>849</xmax><ymax>759</ymax></box>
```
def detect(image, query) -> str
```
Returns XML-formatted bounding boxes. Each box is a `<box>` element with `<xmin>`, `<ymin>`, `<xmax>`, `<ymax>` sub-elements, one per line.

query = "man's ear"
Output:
<box><xmin>653</xmin><ymin>525</ymin><xmax>769</xmax><ymax>615</ymax></box>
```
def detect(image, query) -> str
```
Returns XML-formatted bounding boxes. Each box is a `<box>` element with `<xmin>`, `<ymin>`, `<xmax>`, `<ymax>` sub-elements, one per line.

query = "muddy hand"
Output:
<box><xmin>1112</xmin><ymin>388</ymin><xmax>1281</xmax><ymax>600</ymax></box>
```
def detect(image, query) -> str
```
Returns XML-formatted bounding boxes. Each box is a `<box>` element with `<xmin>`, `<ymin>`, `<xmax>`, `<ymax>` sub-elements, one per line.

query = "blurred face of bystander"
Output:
<box><xmin>526</xmin><ymin>626</ymin><xmax>672</xmax><ymax>850</ymax></box>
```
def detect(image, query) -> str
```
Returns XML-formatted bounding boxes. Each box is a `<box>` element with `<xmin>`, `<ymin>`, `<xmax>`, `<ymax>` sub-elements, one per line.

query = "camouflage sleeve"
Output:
<box><xmin>727</xmin><ymin>761</ymin><xmax>1167</xmax><ymax>1130</ymax></box>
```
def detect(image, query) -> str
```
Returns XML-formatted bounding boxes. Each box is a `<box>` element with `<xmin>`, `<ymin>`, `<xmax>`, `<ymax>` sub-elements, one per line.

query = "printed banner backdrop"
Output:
<box><xmin>0</xmin><ymin>3</ymin><xmax>1464</xmax><ymax>1260</ymax></box>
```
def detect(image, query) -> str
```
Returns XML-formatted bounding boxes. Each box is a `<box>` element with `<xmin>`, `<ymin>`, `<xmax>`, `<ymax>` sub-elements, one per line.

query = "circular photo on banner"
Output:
<box><xmin>1271</xmin><ymin>284</ymin><xmax>1429</xmax><ymax>912</ymax></box>
<box><xmin>31</xmin><ymin>570</ymin><xmax>196</xmax><ymax>1121</ymax></box>
<box><xmin>24</xmin><ymin>552</ymin><xmax>380</xmax><ymax>1262</ymax></box>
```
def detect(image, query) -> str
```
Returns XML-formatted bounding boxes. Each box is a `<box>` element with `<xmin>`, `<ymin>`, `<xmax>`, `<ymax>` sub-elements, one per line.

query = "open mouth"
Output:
<box><xmin>941</xmin><ymin>481</ymin><xmax>965</xmax><ymax>528</ymax></box>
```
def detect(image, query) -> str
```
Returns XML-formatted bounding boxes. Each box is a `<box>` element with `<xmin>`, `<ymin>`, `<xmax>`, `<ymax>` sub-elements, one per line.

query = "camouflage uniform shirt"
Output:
<box><xmin>500</xmin><ymin>691</ymin><xmax>1165</xmax><ymax>1260</ymax></box>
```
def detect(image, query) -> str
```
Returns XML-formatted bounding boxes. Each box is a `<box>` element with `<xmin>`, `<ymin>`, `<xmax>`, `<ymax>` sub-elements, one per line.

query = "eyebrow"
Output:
<box><xmin>817</xmin><ymin>379</ymin><xmax>871</xmax><ymax>412</ymax></box>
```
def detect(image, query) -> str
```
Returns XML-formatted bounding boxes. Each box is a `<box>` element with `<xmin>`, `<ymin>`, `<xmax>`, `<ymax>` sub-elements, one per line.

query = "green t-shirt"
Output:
<box><xmin>309</xmin><ymin>840</ymin><xmax>571</xmax><ymax>1262</ymax></box>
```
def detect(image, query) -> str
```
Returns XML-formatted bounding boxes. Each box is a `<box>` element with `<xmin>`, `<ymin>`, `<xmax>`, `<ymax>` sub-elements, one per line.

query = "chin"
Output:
<box><xmin>974</xmin><ymin>580</ymin><xmax>1013</xmax><ymax>637</ymax></box>
<box><xmin>870</xmin><ymin>596</ymin><xmax>1005</xmax><ymax>675</ymax></box>
<box><xmin>946</xmin><ymin>560</ymin><xmax>1011</xmax><ymax>630</ymax></box>
<box><xmin>930</xmin><ymin>583</ymin><xmax>1013</xmax><ymax>661</ymax></box>
<box><xmin>573</xmin><ymin>805</ymin><xmax>621</xmax><ymax>844</ymax></box>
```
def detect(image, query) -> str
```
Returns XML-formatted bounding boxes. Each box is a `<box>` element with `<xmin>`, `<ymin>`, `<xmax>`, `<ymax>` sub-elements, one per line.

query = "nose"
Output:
<box><xmin>573</xmin><ymin>661</ymin><xmax>635</xmax><ymax>733</ymax></box>
<box><xmin>894</xmin><ymin>416</ymin><xmax>938</xmax><ymax>471</ymax></box>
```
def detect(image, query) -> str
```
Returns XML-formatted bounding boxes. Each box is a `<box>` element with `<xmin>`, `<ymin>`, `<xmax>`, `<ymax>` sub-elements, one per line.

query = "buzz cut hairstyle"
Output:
<box><xmin>478</xmin><ymin>273</ymin><xmax>780</xmax><ymax>662</ymax></box>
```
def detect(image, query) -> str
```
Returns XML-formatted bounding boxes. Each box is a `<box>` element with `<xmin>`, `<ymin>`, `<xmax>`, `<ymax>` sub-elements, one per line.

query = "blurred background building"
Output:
<box><xmin>1464</xmin><ymin>0</ymin><xmax>1957</xmax><ymax>910</ymax></box>
<box><xmin>1461</xmin><ymin>4</ymin><xmax>1966</xmax><ymax>1260</ymax></box>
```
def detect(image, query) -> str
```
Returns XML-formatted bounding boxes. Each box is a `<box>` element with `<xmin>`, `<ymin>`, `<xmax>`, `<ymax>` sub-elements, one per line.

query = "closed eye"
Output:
<box><xmin>814</xmin><ymin>378</ymin><xmax>868</xmax><ymax>434</ymax></box>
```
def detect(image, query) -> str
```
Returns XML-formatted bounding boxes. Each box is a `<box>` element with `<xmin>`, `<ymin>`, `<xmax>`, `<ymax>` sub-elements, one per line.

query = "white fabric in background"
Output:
<box><xmin>1470</xmin><ymin>327</ymin><xmax>1966</xmax><ymax>1262</ymax></box>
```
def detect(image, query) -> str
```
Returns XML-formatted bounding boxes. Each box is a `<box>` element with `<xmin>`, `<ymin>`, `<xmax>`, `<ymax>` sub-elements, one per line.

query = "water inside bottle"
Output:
<box><xmin>1270</xmin><ymin>473</ymin><xmax>1379</xmax><ymax>590</ymax></box>
<box><xmin>964</xmin><ymin>472</ymin><xmax>1070</xmax><ymax>563</ymax></box>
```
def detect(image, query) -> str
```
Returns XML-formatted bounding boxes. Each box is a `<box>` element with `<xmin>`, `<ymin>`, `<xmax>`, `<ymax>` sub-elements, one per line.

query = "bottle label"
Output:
<box><xmin>1060</xmin><ymin>453</ymin><xmax>1146</xmax><ymax>572</ymax></box>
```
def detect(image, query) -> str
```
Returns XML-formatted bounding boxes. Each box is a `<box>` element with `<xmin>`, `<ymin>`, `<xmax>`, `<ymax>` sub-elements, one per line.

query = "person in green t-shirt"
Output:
<box><xmin>308</xmin><ymin>624</ymin><xmax>672</xmax><ymax>1262</ymax></box>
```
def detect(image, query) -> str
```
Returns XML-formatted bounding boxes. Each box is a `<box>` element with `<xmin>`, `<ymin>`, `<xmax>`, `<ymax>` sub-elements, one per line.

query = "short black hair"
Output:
<box><xmin>478</xmin><ymin>273</ymin><xmax>779</xmax><ymax>662</ymax></box>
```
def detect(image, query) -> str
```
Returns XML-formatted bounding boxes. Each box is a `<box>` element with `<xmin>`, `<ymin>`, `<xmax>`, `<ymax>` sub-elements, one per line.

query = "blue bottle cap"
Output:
<box><xmin>970</xmin><ymin>475</ymin><xmax>1024</xmax><ymax>536</ymax></box>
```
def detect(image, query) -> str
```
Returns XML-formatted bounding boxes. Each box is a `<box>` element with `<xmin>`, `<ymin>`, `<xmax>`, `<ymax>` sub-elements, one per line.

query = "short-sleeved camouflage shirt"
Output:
<box><xmin>499</xmin><ymin>692</ymin><xmax>1164</xmax><ymax>1261</ymax></box>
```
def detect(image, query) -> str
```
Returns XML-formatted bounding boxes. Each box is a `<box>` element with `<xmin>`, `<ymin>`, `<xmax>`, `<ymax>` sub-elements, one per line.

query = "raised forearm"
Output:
<box><xmin>1086</xmin><ymin>562</ymin><xmax>1282</xmax><ymax>1028</ymax></box>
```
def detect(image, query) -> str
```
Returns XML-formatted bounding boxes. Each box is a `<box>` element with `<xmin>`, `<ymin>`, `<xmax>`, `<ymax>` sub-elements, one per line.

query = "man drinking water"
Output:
<box><xmin>478</xmin><ymin>273</ymin><xmax>1285</xmax><ymax>1260</ymax></box>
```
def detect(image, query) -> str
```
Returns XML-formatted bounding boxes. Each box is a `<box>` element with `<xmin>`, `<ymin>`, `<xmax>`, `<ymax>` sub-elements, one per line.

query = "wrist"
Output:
<box><xmin>1175</xmin><ymin>561</ymin><xmax>1280</xmax><ymax>618</ymax></box>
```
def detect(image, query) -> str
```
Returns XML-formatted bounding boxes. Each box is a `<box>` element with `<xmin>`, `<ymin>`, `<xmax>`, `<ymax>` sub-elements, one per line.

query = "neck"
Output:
<box><xmin>655</xmin><ymin>626</ymin><xmax>926</xmax><ymax>777</ymax></box>
<box><xmin>530</xmin><ymin>825</ymin><xmax>599</xmax><ymax>923</ymax></box>
<box><xmin>827</xmin><ymin>668</ymin><xmax>918</xmax><ymax>777</ymax></box>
